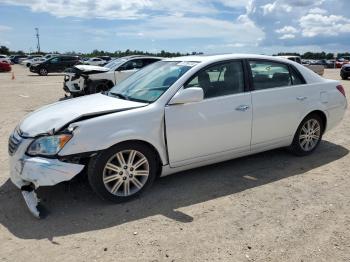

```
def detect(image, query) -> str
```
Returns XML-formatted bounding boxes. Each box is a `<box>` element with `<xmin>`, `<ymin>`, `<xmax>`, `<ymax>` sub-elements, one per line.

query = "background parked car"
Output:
<box><xmin>21</xmin><ymin>57</ymin><xmax>47</xmax><ymax>67</ymax></box>
<box><xmin>340</xmin><ymin>64</ymin><xmax>350</xmax><ymax>80</ymax></box>
<box><xmin>43</xmin><ymin>54</ymin><xmax>58</xmax><ymax>60</ymax></box>
<box><xmin>97</xmin><ymin>56</ymin><xmax>112</xmax><ymax>62</ymax></box>
<box><xmin>0</xmin><ymin>54</ymin><xmax>11</xmax><ymax>64</ymax></box>
<box><xmin>11</xmin><ymin>55</ymin><xmax>28</xmax><ymax>64</ymax></box>
<box><xmin>0</xmin><ymin>61</ymin><xmax>11</xmax><ymax>72</ymax></box>
<box><xmin>84</xmin><ymin>57</ymin><xmax>107</xmax><ymax>66</ymax></box>
<box><xmin>336</xmin><ymin>58</ymin><xmax>349</xmax><ymax>68</ymax></box>
<box><xmin>18</xmin><ymin>55</ymin><xmax>42</xmax><ymax>64</ymax></box>
<box><xmin>63</xmin><ymin>55</ymin><xmax>161</xmax><ymax>96</ymax></box>
<box><xmin>278</xmin><ymin>56</ymin><xmax>324</xmax><ymax>76</ymax></box>
<box><xmin>30</xmin><ymin>55</ymin><xmax>81</xmax><ymax>76</ymax></box>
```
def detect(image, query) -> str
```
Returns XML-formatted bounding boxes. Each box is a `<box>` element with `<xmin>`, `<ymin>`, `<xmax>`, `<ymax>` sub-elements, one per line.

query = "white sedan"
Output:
<box><xmin>9</xmin><ymin>54</ymin><xmax>347</xmax><ymax>218</ymax></box>
<box><xmin>84</xmin><ymin>57</ymin><xmax>106</xmax><ymax>66</ymax></box>
<box><xmin>21</xmin><ymin>57</ymin><xmax>46</xmax><ymax>67</ymax></box>
<box><xmin>0</xmin><ymin>54</ymin><xmax>11</xmax><ymax>64</ymax></box>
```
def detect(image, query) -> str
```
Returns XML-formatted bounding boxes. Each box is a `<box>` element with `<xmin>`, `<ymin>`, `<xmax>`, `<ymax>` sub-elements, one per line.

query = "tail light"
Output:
<box><xmin>336</xmin><ymin>85</ymin><xmax>346</xmax><ymax>97</ymax></box>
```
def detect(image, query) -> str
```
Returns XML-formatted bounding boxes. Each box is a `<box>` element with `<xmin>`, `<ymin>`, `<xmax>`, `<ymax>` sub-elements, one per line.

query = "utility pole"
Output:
<box><xmin>35</xmin><ymin>28</ymin><xmax>40</xmax><ymax>53</ymax></box>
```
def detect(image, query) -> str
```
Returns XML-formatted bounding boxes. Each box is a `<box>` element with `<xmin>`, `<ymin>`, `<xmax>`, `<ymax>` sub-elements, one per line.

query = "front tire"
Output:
<box><xmin>39</xmin><ymin>68</ymin><xmax>48</xmax><ymax>76</ymax></box>
<box><xmin>88</xmin><ymin>142</ymin><xmax>158</xmax><ymax>202</ymax></box>
<box><xmin>288</xmin><ymin>114</ymin><xmax>324</xmax><ymax>156</ymax></box>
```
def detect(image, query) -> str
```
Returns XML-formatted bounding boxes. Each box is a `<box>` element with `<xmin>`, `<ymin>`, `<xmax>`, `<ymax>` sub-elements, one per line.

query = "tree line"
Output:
<box><xmin>1</xmin><ymin>45</ymin><xmax>349</xmax><ymax>60</ymax></box>
<box><xmin>276</xmin><ymin>52</ymin><xmax>350</xmax><ymax>60</ymax></box>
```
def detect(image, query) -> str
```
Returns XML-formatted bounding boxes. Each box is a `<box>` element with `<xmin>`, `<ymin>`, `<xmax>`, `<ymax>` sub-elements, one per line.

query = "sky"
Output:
<box><xmin>0</xmin><ymin>0</ymin><xmax>349</xmax><ymax>54</ymax></box>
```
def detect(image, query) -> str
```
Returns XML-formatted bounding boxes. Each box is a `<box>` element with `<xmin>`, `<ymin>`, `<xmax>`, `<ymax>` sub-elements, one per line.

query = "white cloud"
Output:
<box><xmin>283</xmin><ymin>0</ymin><xmax>324</xmax><ymax>7</ymax></box>
<box><xmin>275</xmin><ymin>26</ymin><xmax>298</xmax><ymax>34</ymax></box>
<box><xmin>216</xmin><ymin>0</ymin><xmax>247</xmax><ymax>9</ymax></box>
<box><xmin>117</xmin><ymin>15</ymin><xmax>265</xmax><ymax>45</ymax></box>
<box><xmin>0</xmin><ymin>0</ymin><xmax>217</xmax><ymax>19</ymax></box>
<box><xmin>279</xmin><ymin>34</ymin><xmax>295</xmax><ymax>39</ymax></box>
<box><xmin>300</xmin><ymin>13</ymin><xmax>350</xmax><ymax>37</ymax></box>
<box><xmin>0</xmin><ymin>25</ymin><xmax>12</xmax><ymax>32</ymax></box>
<box><xmin>308</xmin><ymin>7</ymin><xmax>327</xmax><ymax>14</ymax></box>
<box><xmin>261</xmin><ymin>2</ymin><xmax>277</xmax><ymax>15</ymax></box>
<box><xmin>261</xmin><ymin>1</ymin><xmax>292</xmax><ymax>16</ymax></box>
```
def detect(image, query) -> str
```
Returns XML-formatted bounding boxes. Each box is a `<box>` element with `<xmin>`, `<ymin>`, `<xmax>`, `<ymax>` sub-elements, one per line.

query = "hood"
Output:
<box><xmin>19</xmin><ymin>94</ymin><xmax>147</xmax><ymax>137</ymax></box>
<box><xmin>74</xmin><ymin>64</ymin><xmax>110</xmax><ymax>73</ymax></box>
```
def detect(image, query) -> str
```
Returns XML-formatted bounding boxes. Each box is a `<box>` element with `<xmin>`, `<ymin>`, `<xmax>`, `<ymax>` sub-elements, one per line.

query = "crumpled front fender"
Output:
<box><xmin>11</xmin><ymin>157</ymin><xmax>84</xmax><ymax>189</ymax></box>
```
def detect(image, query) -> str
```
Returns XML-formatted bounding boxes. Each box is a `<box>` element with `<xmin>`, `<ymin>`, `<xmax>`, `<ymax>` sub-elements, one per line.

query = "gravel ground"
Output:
<box><xmin>0</xmin><ymin>65</ymin><xmax>349</xmax><ymax>262</ymax></box>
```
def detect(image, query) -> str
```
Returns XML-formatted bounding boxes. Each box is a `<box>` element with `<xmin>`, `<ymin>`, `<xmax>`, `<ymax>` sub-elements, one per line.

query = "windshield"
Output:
<box><xmin>104</xmin><ymin>58</ymin><xmax>127</xmax><ymax>70</ymax></box>
<box><xmin>109</xmin><ymin>61</ymin><xmax>196</xmax><ymax>103</ymax></box>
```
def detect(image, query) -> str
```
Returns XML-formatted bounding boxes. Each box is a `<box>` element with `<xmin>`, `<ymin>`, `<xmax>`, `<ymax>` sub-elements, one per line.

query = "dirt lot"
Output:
<box><xmin>0</xmin><ymin>65</ymin><xmax>349</xmax><ymax>262</ymax></box>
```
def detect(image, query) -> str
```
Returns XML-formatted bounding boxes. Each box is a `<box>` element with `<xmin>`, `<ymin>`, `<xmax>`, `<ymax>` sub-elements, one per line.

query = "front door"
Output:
<box><xmin>165</xmin><ymin>60</ymin><xmax>252</xmax><ymax>167</ymax></box>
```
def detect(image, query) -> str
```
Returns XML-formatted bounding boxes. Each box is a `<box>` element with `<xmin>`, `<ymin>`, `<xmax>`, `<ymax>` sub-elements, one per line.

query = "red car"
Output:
<box><xmin>336</xmin><ymin>59</ymin><xmax>350</xmax><ymax>68</ymax></box>
<box><xmin>0</xmin><ymin>61</ymin><xmax>11</xmax><ymax>72</ymax></box>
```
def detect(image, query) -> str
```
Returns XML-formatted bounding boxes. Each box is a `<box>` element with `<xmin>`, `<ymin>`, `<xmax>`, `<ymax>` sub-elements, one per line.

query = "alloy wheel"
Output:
<box><xmin>299</xmin><ymin>119</ymin><xmax>321</xmax><ymax>151</ymax></box>
<box><xmin>102</xmin><ymin>150</ymin><xmax>150</xmax><ymax>197</ymax></box>
<box><xmin>40</xmin><ymin>68</ymin><xmax>47</xmax><ymax>75</ymax></box>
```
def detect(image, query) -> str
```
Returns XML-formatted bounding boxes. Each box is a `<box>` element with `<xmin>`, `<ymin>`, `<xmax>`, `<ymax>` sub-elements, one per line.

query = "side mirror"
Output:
<box><xmin>168</xmin><ymin>87</ymin><xmax>204</xmax><ymax>105</ymax></box>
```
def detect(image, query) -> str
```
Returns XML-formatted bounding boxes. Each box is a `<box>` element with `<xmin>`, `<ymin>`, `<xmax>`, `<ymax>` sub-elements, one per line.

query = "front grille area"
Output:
<box><xmin>8</xmin><ymin>130</ymin><xmax>23</xmax><ymax>156</ymax></box>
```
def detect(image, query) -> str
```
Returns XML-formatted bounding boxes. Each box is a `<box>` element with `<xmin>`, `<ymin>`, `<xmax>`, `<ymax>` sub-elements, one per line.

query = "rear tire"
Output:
<box><xmin>288</xmin><ymin>114</ymin><xmax>324</xmax><ymax>156</ymax></box>
<box><xmin>88</xmin><ymin>142</ymin><xmax>158</xmax><ymax>203</ymax></box>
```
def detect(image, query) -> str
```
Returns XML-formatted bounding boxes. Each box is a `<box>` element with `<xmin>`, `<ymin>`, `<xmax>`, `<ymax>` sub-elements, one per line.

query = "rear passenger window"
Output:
<box><xmin>143</xmin><ymin>59</ymin><xmax>159</xmax><ymax>66</ymax></box>
<box><xmin>249</xmin><ymin>61</ymin><xmax>291</xmax><ymax>90</ymax></box>
<box><xmin>185</xmin><ymin>61</ymin><xmax>244</xmax><ymax>99</ymax></box>
<box><xmin>290</xmin><ymin>67</ymin><xmax>305</xmax><ymax>85</ymax></box>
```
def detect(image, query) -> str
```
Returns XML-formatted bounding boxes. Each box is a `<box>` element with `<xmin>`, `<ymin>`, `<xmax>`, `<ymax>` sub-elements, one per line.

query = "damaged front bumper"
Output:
<box><xmin>63</xmin><ymin>73</ymin><xmax>86</xmax><ymax>95</ymax></box>
<box><xmin>9</xmin><ymin>131</ymin><xmax>84</xmax><ymax>218</ymax></box>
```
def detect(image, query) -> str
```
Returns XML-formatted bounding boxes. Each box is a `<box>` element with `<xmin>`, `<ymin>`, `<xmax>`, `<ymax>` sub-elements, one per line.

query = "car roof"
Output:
<box><xmin>163</xmin><ymin>54</ymin><xmax>300</xmax><ymax>64</ymax></box>
<box><xmin>122</xmin><ymin>55</ymin><xmax>162</xmax><ymax>60</ymax></box>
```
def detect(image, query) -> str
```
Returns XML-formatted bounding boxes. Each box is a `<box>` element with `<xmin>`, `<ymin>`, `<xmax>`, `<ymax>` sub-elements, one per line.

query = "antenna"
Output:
<box><xmin>35</xmin><ymin>28</ymin><xmax>40</xmax><ymax>53</ymax></box>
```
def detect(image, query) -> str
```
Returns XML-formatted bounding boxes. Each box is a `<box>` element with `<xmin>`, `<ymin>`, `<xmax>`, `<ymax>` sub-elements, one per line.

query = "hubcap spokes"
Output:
<box><xmin>103</xmin><ymin>150</ymin><xmax>149</xmax><ymax>197</ymax></box>
<box><xmin>299</xmin><ymin>119</ymin><xmax>321</xmax><ymax>151</ymax></box>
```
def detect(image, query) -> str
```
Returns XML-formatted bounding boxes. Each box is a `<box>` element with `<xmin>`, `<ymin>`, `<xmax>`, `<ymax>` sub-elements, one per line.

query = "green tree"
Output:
<box><xmin>0</xmin><ymin>45</ymin><xmax>10</xmax><ymax>55</ymax></box>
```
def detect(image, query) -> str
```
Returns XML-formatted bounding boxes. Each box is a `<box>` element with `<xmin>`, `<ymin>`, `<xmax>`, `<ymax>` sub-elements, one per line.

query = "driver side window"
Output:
<box><xmin>50</xmin><ymin>57</ymin><xmax>60</xmax><ymax>63</ymax></box>
<box><xmin>184</xmin><ymin>61</ymin><xmax>244</xmax><ymax>99</ymax></box>
<box><xmin>119</xmin><ymin>59</ymin><xmax>143</xmax><ymax>71</ymax></box>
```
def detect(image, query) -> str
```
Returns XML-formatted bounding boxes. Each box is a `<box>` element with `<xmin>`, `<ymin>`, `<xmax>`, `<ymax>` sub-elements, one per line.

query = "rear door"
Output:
<box><xmin>64</xmin><ymin>56</ymin><xmax>78</xmax><ymax>69</ymax></box>
<box><xmin>248</xmin><ymin>60</ymin><xmax>308</xmax><ymax>149</ymax></box>
<box><xmin>165</xmin><ymin>60</ymin><xmax>252</xmax><ymax>167</ymax></box>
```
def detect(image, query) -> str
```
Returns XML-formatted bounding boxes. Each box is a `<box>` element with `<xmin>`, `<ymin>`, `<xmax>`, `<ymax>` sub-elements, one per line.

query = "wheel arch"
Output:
<box><xmin>107</xmin><ymin>139</ymin><xmax>164</xmax><ymax>176</ymax></box>
<box><xmin>303</xmin><ymin>110</ymin><xmax>327</xmax><ymax>132</ymax></box>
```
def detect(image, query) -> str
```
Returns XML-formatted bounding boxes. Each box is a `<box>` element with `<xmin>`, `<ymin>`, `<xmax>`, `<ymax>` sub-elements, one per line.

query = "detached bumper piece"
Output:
<box><xmin>21</xmin><ymin>185</ymin><xmax>47</xmax><ymax>219</ymax></box>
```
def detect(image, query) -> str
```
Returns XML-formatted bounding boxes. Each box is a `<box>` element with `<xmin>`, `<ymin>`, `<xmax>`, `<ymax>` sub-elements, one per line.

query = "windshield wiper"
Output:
<box><xmin>109</xmin><ymin>92</ymin><xmax>129</xmax><ymax>100</ymax></box>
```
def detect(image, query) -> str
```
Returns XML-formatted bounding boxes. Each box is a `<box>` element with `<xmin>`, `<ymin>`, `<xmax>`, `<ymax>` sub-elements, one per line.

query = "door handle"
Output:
<box><xmin>296</xmin><ymin>96</ymin><xmax>307</xmax><ymax>101</ymax></box>
<box><xmin>235</xmin><ymin>105</ymin><xmax>250</xmax><ymax>111</ymax></box>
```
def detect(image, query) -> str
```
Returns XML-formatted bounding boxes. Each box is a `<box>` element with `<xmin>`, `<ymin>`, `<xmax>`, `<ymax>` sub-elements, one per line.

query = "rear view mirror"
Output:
<box><xmin>168</xmin><ymin>87</ymin><xmax>204</xmax><ymax>105</ymax></box>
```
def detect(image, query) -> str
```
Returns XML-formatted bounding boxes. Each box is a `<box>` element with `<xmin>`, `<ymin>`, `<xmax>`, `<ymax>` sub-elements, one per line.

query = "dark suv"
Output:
<box><xmin>30</xmin><ymin>55</ymin><xmax>81</xmax><ymax>76</ymax></box>
<box><xmin>340</xmin><ymin>64</ymin><xmax>350</xmax><ymax>80</ymax></box>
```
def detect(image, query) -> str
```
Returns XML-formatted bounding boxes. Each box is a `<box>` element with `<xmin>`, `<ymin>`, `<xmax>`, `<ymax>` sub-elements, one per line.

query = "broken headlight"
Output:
<box><xmin>26</xmin><ymin>134</ymin><xmax>72</xmax><ymax>156</ymax></box>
